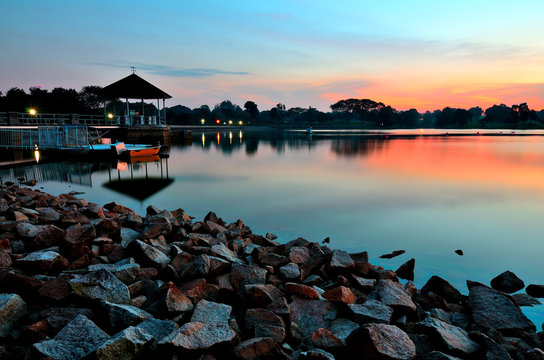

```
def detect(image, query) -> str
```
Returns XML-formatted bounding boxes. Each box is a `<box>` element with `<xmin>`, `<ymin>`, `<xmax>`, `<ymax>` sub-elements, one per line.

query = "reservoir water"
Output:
<box><xmin>4</xmin><ymin>129</ymin><xmax>544</xmax><ymax>326</ymax></box>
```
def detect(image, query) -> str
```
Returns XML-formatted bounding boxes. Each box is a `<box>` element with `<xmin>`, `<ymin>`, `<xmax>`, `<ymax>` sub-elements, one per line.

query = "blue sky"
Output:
<box><xmin>1</xmin><ymin>0</ymin><xmax>543</xmax><ymax>111</ymax></box>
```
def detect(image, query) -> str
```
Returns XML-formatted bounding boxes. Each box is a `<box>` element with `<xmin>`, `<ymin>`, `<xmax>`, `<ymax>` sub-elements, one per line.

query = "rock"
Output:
<box><xmin>395</xmin><ymin>258</ymin><xmax>415</xmax><ymax>281</ymax></box>
<box><xmin>284</xmin><ymin>283</ymin><xmax>321</xmax><ymax>299</ymax></box>
<box><xmin>61</xmin><ymin>224</ymin><xmax>96</xmax><ymax>260</ymax></box>
<box><xmin>96</xmin><ymin>326</ymin><xmax>153</xmax><ymax>360</ymax></box>
<box><xmin>0</xmin><ymin>269</ymin><xmax>45</xmax><ymax>297</ymax></box>
<box><xmin>288</xmin><ymin>246</ymin><xmax>310</xmax><ymax>264</ymax></box>
<box><xmin>232</xmin><ymin>337</ymin><xmax>283</xmax><ymax>359</ymax></box>
<box><xmin>13</xmin><ymin>211</ymin><xmax>28</xmax><ymax>221</ymax></box>
<box><xmin>322</xmin><ymin>286</ymin><xmax>357</xmax><ymax>304</ymax></box>
<box><xmin>128</xmin><ymin>240</ymin><xmax>170</xmax><ymax>268</ymax></box>
<box><xmin>15</xmin><ymin>250</ymin><xmax>69</xmax><ymax>273</ymax></box>
<box><xmin>211</xmin><ymin>243</ymin><xmax>243</xmax><ymax>264</ymax></box>
<box><xmin>328</xmin><ymin>318</ymin><xmax>359</xmax><ymax>345</ymax></box>
<box><xmin>259</xmin><ymin>252</ymin><xmax>287</xmax><ymax>267</ymax></box>
<box><xmin>120</xmin><ymin>227</ymin><xmax>141</xmax><ymax>247</ymax></box>
<box><xmin>70</xmin><ymin>268</ymin><xmax>130</xmax><ymax>304</ymax></box>
<box><xmin>245</xmin><ymin>308</ymin><xmax>285</xmax><ymax>343</ymax></box>
<box><xmin>425</xmin><ymin>351</ymin><xmax>463</xmax><ymax>360</ymax></box>
<box><xmin>159</xmin><ymin>321</ymin><xmax>237</xmax><ymax>351</ymax></box>
<box><xmin>88</xmin><ymin>262</ymin><xmax>140</xmax><ymax>284</ymax></box>
<box><xmin>279</xmin><ymin>262</ymin><xmax>300</xmax><ymax>280</ymax></box>
<box><xmin>60</xmin><ymin>210</ymin><xmax>91</xmax><ymax>225</ymax></box>
<box><xmin>490</xmin><ymin>271</ymin><xmax>525</xmax><ymax>293</ymax></box>
<box><xmin>417</xmin><ymin>317</ymin><xmax>479</xmax><ymax>356</ymax></box>
<box><xmin>421</xmin><ymin>276</ymin><xmax>463</xmax><ymax>304</ymax></box>
<box><xmin>329</xmin><ymin>249</ymin><xmax>355</xmax><ymax>271</ymax></box>
<box><xmin>180</xmin><ymin>278</ymin><xmax>219</xmax><ymax>304</ymax></box>
<box><xmin>525</xmin><ymin>349</ymin><xmax>544</xmax><ymax>360</ymax></box>
<box><xmin>192</xmin><ymin>299</ymin><xmax>232</xmax><ymax>326</ymax></box>
<box><xmin>352</xmin><ymin>275</ymin><xmax>376</xmax><ymax>292</ymax></box>
<box><xmin>375</xmin><ymin>279</ymin><xmax>416</xmax><ymax>313</ymax></box>
<box><xmin>301</xmin><ymin>349</ymin><xmax>336</xmax><ymax>360</ymax></box>
<box><xmin>0</xmin><ymin>249</ymin><xmax>11</xmax><ymax>267</ymax></box>
<box><xmin>38</xmin><ymin>274</ymin><xmax>76</xmax><ymax>301</ymax></box>
<box><xmin>380</xmin><ymin>250</ymin><xmax>406</xmax><ymax>259</ymax></box>
<box><xmin>0</xmin><ymin>294</ymin><xmax>27</xmax><ymax>337</ymax></box>
<box><xmin>16</xmin><ymin>222</ymin><xmax>42</xmax><ymax>238</ymax></box>
<box><xmin>33</xmin><ymin>315</ymin><xmax>110</xmax><ymax>360</ymax></box>
<box><xmin>243</xmin><ymin>284</ymin><xmax>283</xmax><ymax>307</ymax></box>
<box><xmin>348</xmin><ymin>299</ymin><xmax>393</xmax><ymax>324</ymax></box>
<box><xmin>164</xmin><ymin>282</ymin><xmax>194</xmax><ymax>313</ymax></box>
<box><xmin>346</xmin><ymin>323</ymin><xmax>416</xmax><ymax>360</ymax></box>
<box><xmin>231</xmin><ymin>264</ymin><xmax>267</xmax><ymax>293</ymax></box>
<box><xmin>512</xmin><ymin>293</ymin><xmax>541</xmax><ymax>307</ymax></box>
<box><xmin>469</xmin><ymin>285</ymin><xmax>535</xmax><ymax>332</ymax></box>
<box><xmin>469</xmin><ymin>332</ymin><xmax>513</xmax><ymax>360</ymax></box>
<box><xmin>105</xmin><ymin>301</ymin><xmax>152</xmax><ymax>329</ymax></box>
<box><xmin>180</xmin><ymin>254</ymin><xmax>210</xmax><ymax>279</ymax></box>
<box><xmin>136</xmin><ymin>318</ymin><xmax>178</xmax><ymax>346</ymax></box>
<box><xmin>104</xmin><ymin>202</ymin><xmax>133</xmax><ymax>214</ymax></box>
<box><xmin>526</xmin><ymin>284</ymin><xmax>544</xmax><ymax>298</ymax></box>
<box><xmin>312</xmin><ymin>328</ymin><xmax>342</xmax><ymax>348</ymax></box>
<box><xmin>144</xmin><ymin>215</ymin><xmax>172</xmax><ymax>238</ymax></box>
<box><xmin>39</xmin><ymin>307</ymin><xmax>94</xmax><ymax>333</ymax></box>
<box><xmin>33</xmin><ymin>225</ymin><xmax>65</xmax><ymax>250</ymax></box>
<box><xmin>37</xmin><ymin>207</ymin><xmax>61</xmax><ymax>223</ymax></box>
<box><xmin>289</xmin><ymin>297</ymin><xmax>337</xmax><ymax>343</ymax></box>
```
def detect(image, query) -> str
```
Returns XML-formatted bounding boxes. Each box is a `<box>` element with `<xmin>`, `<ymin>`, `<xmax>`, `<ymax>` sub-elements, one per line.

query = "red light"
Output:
<box><xmin>216</xmin><ymin>119</ymin><xmax>220</xmax><ymax>124</ymax></box>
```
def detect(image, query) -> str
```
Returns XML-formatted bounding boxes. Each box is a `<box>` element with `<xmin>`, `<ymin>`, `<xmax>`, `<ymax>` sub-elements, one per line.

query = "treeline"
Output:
<box><xmin>2</xmin><ymin>86</ymin><xmax>544</xmax><ymax>129</ymax></box>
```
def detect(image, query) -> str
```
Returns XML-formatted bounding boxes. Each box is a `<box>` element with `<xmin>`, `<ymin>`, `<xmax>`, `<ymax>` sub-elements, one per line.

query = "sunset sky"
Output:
<box><xmin>1</xmin><ymin>0</ymin><xmax>543</xmax><ymax>112</ymax></box>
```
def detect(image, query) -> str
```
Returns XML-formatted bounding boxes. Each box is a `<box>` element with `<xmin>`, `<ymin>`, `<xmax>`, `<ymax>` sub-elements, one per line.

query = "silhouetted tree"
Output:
<box><xmin>244</xmin><ymin>101</ymin><xmax>259</xmax><ymax>119</ymax></box>
<box><xmin>330</xmin><ymin>98</ymin><xmax>385</xmax><ymax>113</ymax></box>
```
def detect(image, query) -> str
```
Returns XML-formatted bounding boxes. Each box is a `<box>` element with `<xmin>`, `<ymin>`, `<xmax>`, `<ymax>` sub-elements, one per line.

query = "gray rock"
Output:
<box><xmin>328</xmin><ymin>318</ymin><xmax>359</xmax><ymax>345</ymax></box>
<box><xmin>144</xmin><ymin>214</ymin><xmax>172</xmax><ymax>238</ymax></box>
<box><xmin>16</xmin><ymin>222</ymin><xmax>42</xmax><ymax>237</ymax></box>
<box><xmin>15</xmin><ymin>250</ymin><xmax>68</xmax><ymax>273</ymax></box>
<box><xmin>243</xmin><ymin>284</ymin><xmax>283</xmax><ymax>307</ymax></box>
<box><xmin>105</xmin><ymin>301</ymin><xmax>152</xmax><ymax>328</ymax></box>
<box><xmin>210</xmin><ymin>243</ymin><xmax>243</xmax><ymax>264</ymax></box>
<box><xmin>417</xmin><ymin>317</ymin><xmax>479</xmax><ymax>356</ymax></box>
<box><xmin>469</xmin><ymin>285</ymin><xmax>535</xmax><ymax>332</ymax></box>
<box><xmin>279</xmin><ymin>262</ymin><xmax>300</xmax><ymax>280</ymax></box>
<box><xmin>0</xmin><ymin>294</ymin><xmax>27</xmax><ymax>337</ymax></box>
<box><xmin>136</xmin><ymin>318</ymin><xmax>178</xmax><ymax>345</ymax></box>
<box><xmin>525</xmin><ymin>349</ymin><xmax>544</xmax><ymax>360</ymax></box>
<box><xmin>70</xmin><ymin>269</ymin><xmax>130</xmax><ymax>304</ymax></box>
<box><xmin>512</xmin><ymin>293</ymin><xmax>541</xmax><ymax>307</ymax></box>
<box><xmin>329</xmin><ymin>249</ymin><xmax>355</xmax><ymax>271</ymax></box>
<box><xmin>37</xmin><ymin>207</ymin><xmax>61</xmax><ymax>223</ymax></box>
<box><xmin>191</xmin><ymin>299</ymin><xmax>232</xmax><ymax>326</ymax></box>
<box><xmin>180</xmin><ymin>254</ymin><xmax>210</xmax><ymax>279</ymax></box>
<box><xmin>232</xmin><ymin>337</ymin><xmax>283</xmax><ymax>359</ymax></box>
<box><xmin>375</xmin><ymin>279</ymin><xmax>416</xmax><ymax>313</ymax></box>
<box><xmin>352</xmin><ymin>275</ymin><xmax>376</xmax><ymax>292</ymax></box>
<box><xmin>245</xmin><ymin>308</ymin><xmax>285</xmax><ymax>343</ymax></box>
<box><xmin>159</xmin><ymin>321</ymin><xmax>237</xmax><ymax>350</ymax></box>
<box><xmin>395</xmin><ymin>258</ymin><xmax>415</xmax><ymax>281</ymax></box>
<box><xmin>490</xmin><ymin>271</ymin><xmax>525</xmax><ymax>294</ymax></box>
<box><xmin>421</xmin><ymin>276</ymin><xmax>462</xmax><ymax>304</ymax></box>
<box><xmin>129</xmin><ymin>240</ymin><xmax>170</xmax><ymax>268</ymax></box>
<box><xmin>346</xmin><ymin>323</ymin><xmax>416</xmax><ymax>360</ymax></box>
<box><xmin>469</xmin><ymin>332</ymin><xmax>513</xmax><ymax>360</ymax></box>
<box><xmin>302</xmin><ymin>348</ymin><xmax>336</xmax><ymax>360</ymax></box>
<box><xmin>288</xmin><ymin>246</ymin><xmax>310</xmax><ymax>264</ymax></box>
<box><xmin>289</xmin><ymin>297</ymin><xmax>338</xmax><ymax>343</ymax></box>
<box><xmin>259</xmin><ymin>252</ymin><xmax>288</xmax><ymax>267</ymax></box>
<box><xmin>96</xmin><ymin>326</ymin><xmax>153</xmax><ymax>360</ymax></box>
<box><xmin>348</xmin><ymin>299</ymin><xmax>393</xmax><ymax>324</ymax></box>
<box><xmin>424</xmin><ymin>352</ymin><xmax>462</xmax><ymax>360</ymax></box>
<box><xmin>88</xmin><ymin>262</ymin><xmax>140</xmax><ymax>284</ymax></box>
<box><xmin>33</xmin><ymin>315</ymin><xmax>110</xmax><ymax>360</ymax></box>
<box><xmin>231</xmin><ymin>264</ymin><xmax>267</xmax><ymax>293</ymax></box>
<box><xmin>120</xmin><ymin>227</ymin><xmax>141</xmax><ymax>247</ymax></box>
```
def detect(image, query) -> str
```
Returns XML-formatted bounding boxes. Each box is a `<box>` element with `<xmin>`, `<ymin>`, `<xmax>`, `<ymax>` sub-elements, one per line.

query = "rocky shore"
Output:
<box><xmin>0</xmin><ymin>185</ymin><xmax>543</xmax><ymax>359</ymax></box>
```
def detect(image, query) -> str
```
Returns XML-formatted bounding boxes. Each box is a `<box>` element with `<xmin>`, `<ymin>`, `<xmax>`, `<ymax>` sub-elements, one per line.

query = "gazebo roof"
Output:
<box><xmin>101</xmin><ymin>73</ymin><xmax>172</xmax><ymax>100</ymax></box>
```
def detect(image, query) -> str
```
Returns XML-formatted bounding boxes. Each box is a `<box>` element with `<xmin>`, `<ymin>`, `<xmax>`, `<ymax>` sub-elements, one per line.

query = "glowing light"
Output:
<box><xmin>216</xmin><ymin>132</ymin><xmax>220</xmax><ymax>144</ymax></box>
<box><xmin>34</xmin><ymin>145</ymin><xmax>40</xmax><ymax>163</ymax></box>
<box><xmin>28</xmin><ymin>108</ymin><xmax>37</xmax><ymax>116</ymax></box>
<box><xmin>216</xmin><ymin>119</ymin><xmax>220</xmax><ymax>124</ymax></box>
<box><xmin>201</xmin><ymin>119</ymin><xmax>205</xmax><ymax>124</ymax></box>
<box><xmin>229</xmin><ymin>131</ymin><xmax>233</xmax><ymax>144</ymax></box>
<box><xmin>107</xmin><ymin>113</ymin><xmax>114</xmax><ymax>119</ymax></box>
<box><xmin>228</xmin><ymin>120</ymin><xmax>233</xmax><ymax>125</ymax></box>
<box><xmin>201</xmin><ymin>133</ymin><xmax>206</xmax><ymax>147</ymax></box>
<box><xmin>238</xmin><ymin>121</ymin><xmax>243</xmax><ymax>125</ymax></box>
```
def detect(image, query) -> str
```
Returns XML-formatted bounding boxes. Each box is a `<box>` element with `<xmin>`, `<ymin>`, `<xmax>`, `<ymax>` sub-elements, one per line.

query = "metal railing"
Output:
<box><xmin>0</xmin><ymin>112</ymin><xmax>166</xmax><ymax>126</ymax></box>
<box><xmin>0</xmin><ymin>125</ymin><xmax>89</xmax><ymax>150</ymax></box>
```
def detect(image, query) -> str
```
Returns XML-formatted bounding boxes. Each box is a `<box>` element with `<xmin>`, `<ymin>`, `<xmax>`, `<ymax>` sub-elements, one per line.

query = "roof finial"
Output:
<box><xmin>131</xmin><ymin>66</ymin><xmax>136</xmax><ymax>74</ymax></box>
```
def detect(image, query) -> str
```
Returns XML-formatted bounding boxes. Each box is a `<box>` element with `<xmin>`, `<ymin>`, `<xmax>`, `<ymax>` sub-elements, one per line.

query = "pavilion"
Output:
<box><xmin>101</xmin><ymin>72</ymin><xmax>172</xmax><ymax>126</ymax></box>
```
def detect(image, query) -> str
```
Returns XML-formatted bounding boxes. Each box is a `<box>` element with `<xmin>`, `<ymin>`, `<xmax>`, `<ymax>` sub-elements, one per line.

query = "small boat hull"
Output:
<box><xmin>125</xmin><ymin>146</ymin><xmax>161</xmax><ymax>157</ymax></box>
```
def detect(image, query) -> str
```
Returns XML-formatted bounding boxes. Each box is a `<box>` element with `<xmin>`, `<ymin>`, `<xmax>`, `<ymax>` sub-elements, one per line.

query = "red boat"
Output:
<box><xmin>124</xmin><ymin>145</ymin><xmax>161</xmax><ymax>157</ymax></box>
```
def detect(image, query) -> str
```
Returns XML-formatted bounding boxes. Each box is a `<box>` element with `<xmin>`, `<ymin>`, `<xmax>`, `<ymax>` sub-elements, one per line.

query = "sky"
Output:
<box><xmin>1</xmin><ymin>0</ymin><xmax>543</xmax><ymax>112</ymax></box>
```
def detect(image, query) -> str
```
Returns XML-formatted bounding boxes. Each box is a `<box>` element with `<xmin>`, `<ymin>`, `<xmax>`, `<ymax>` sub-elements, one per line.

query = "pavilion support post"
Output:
<box><xmin>163</xmin><ymin>98</ymin><xmax>166</xmax><ymax>126</ymax></box>
<box><xmin>126</xmin><ymin>98</ymin><xmax>130</xmax><ymax>126</ymax></box>
<box><xmin>157</xmin><ymin>99</ymin><xmax>160</xmax><ymax>126</ymax></box>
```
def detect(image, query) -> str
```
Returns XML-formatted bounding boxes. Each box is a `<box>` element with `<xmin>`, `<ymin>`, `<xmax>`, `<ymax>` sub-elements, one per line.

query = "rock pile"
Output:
<box><xmin>0</xmin><ymin>185</ymin><xmax>543</xmax><ymax>359</ymax></box>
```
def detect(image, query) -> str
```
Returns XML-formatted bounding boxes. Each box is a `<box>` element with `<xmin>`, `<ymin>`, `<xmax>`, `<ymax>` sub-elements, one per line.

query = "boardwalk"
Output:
<box><xmin>0</xmin><ymin>126</ymin><xmax>90</xmax><ymax>150</ymax></box>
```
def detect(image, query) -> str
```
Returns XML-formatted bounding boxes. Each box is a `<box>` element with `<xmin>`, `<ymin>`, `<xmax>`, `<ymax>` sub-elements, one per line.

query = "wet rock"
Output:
<box><xmin>348</xmin><ymin>299</ymin><xmax>393</xmax><ymax>324</ymax></box>
<box><xmin>0</xmin><ymin>294</ymin><xmax>27</xmax><ymax>337</ymax></box>
<box><xmin>33</xmin><ymin>315</ymin><xmax>110</xmax><ymax>360</ymax></box>
<box><xmin>61</xmin><ymin>224</ymin><xmax>96</xmax><ymax>260</ymax></box>
<box><xmin>469</xmin><ymin>285</ymin><xmax>535</xmax><ymax>332</ymax></box>
<box><xmin>128</xmin><ymin>240</ymin><xmax>170</xmax><ymax>268</ymax></box>
<box><xmin>396</xmin><ymin>258</ymin><xmax>415</xmax><ymax>281</ymax></box>
<box><xmin>312</xmin><ymin>328</ymin><xmax>343</xmax><ymax>349</ymax></box>
<box><xmin>346</xmin><ymin>323</ymin><xmax>416</xmax><ymax>360</ymax></box>
<box><xmin>454</xmin><ymin>249</ymin><xmax>463</xmax><ymax>256</ymax></box>
<box><xmin>231</xmin><ymin>264</ymin><xmax>267</xmax><ymax>293</ymax></box>
<box><xmin>96</xmin><ymin>326</ymin><xmax>153</xmax><ymax>360</ymax></box>
<box><xmin>88</xmin><ymin>262</ymin><xmax>140</xmax><ymax>284</ymax></box>
<box><xmin>417</xmin><ymin>317</ymin><xmax>479</xmax><ymax>356</ymax></box>
<box><xmin>232</xmin><ymin>337</ymin><xmax>283</xmax><ymax>360</ymax></box>
<box><xmin>491</xmin><ymin>271</ymin><xmax>525</xmax><ymax>294</ymax></box>
<box><xmin>329</xmin><ymin>249</ymin><xmax>355</xmax><ymax>271</ymax></box>
<box><xmin>70</xmin><ymin>268</ymin><xmax>130</xmax><ymax>304</ymax></box>
<box><xmin>421</xmin><ymin>276</ymin><xmax>463</xmax><ymax>304</ymax></box>
<box><xmin>375</xmin><ymin>279</ymin><xmax>416</xmax><ymax>313</ymax></box>
<box><xmin>289</xmin><ymin>246</ymin><xmax>310</xmax><ymax>264</ymax></box>
<box><xmin>380</xmin><ymin>250</ymin><xmax>406</xmax><ymax>259</ymax></box>
<box><xmin>279</xmin><ymin>262</ymin><xmax>300</xmax><ymax>280</ymax></box>
<box><xmin>322</xmin><ymin>286</ymin><xmax>357</xmax><ymax>304</ymax></box>
<box><xmin>159</xmin><ymin>321</ymin><xmax>237</xmax><ymax>351</ymax></box>
<box><xmin>104</xmin><ymin>301</ymin><xmax>152</xmax><ymax>328</ymax></box>
<box><xmin>284</xmin><ymin>282</ymin><xmax>321</xmax><ymax>299</ymax></box>
<box><xmin>289</xmin><ymin>297</ymin><xmax>338</xmax><ymax>343</ymax></box>
<box><xmin>512</xmin><ymin>293</ymin><xmax>541</xmax><ymax>307</ymax></box>
<box><xmin>526</xmin><ymin>284</ymin><xmax>544</xmax><ymax>298</ymax></box>
<box><xmin>15</xmin><ymin>250</ymin><xmax>69</xmax><ymax>273</ymax></box>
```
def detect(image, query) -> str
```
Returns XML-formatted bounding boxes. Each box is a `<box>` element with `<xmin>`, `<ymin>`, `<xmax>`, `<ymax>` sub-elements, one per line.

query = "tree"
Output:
<box><xmin>330</xmin><ymin>98</ymin><xmax>385</xmax><ymax>113</ymax></box>
<box><xmin>79</xmin><ymin>86</ymin><xmax>104</xmax><ymax>111</ymax></box>
<box><xmin>244</xmin><ymin>101</ymin><xmax>259</xmax><ymax>119</ymax></box>
<box><xmin>484</xmin><ymin>104</ymin><xmax>516</xmax><ymax>128</ymax></box>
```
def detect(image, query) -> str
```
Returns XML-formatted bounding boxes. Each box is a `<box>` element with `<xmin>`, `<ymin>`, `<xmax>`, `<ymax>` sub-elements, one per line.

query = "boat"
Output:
<box><xmin>123</xmin><ymin>145</ymin><xmax>161</xmax><ymax>157</ymax></box>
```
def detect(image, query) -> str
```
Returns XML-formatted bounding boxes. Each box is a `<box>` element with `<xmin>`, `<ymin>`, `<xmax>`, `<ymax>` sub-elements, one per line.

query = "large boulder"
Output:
<box><xmin>346</xmin><ymin>323</ymin><xmax>416</xmax><ymax>360</ymax></box>
<box><xmin>70</xmin><ymin>269</ymin><xmax>130</xmax><ymax>304</ymax></box>
<box><xmin>469</xmin><ymin>285</ymin><xmax>535</xmax><ymax>332</ymax></box>
<box><xmin>0</xmin><ymin>294</ymin><xmax>27</xmax><ymax>337</ymax></box>
<box><xmin>416</xmin><ymin>317</ymin><xmax>479</xmax><ymax>356</ymax></box>
<box><xmin>375</xmin><ymin>279</ymin><xmax>416</xmax><ymax>313</ymax></box>
<box><xmin>288</xmin><ymin>297</ymin><xmax>338</xmax><ymax>344</ymax></box>
<box><xmin>490</xmin><ymin>271</ymin><xmax>525</xmax><ymax>294</ymax></box>
<box><xmin>33</xmin><ymin>315</ymin><xmax>110</xmax><ymax>360</ymax></box>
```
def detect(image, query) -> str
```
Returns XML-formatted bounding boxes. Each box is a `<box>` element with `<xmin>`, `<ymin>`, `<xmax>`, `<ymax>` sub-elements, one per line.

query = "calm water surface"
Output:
<box><xmin>5</xmin><ymin>129</ymin><xmax>544</xmax><ymax>325</ymax></box>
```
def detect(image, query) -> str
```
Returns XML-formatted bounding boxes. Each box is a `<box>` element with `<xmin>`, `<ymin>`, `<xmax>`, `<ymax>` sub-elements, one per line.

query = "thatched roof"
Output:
<box><xmin>101</xmin><ymin>73</ymin><xmax>172</xmax><ymax>100</ymax></box>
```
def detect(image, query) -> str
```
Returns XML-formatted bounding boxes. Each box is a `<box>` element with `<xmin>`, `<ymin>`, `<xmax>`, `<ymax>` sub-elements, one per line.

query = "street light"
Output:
<box><xmin>201</xmin><ymin>119</ymin><xmax>205</xmax><ymax>125</ymax></box>
<box><xmin>107</xmin><ymin>113</ymin><xmax>114</xmax><ymax>119</ymax></box>
<box><xmin>28</xmin><ymin>108</ymin><xmax>37</xmax><ymax>116</ymax></box>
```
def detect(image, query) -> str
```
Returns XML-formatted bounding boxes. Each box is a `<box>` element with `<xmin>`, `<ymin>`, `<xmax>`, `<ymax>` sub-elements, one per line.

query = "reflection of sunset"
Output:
<box><xmin>360</xmin><ymin>137</ymin><xmax>544</xmax><ymax>191</ymax></box>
